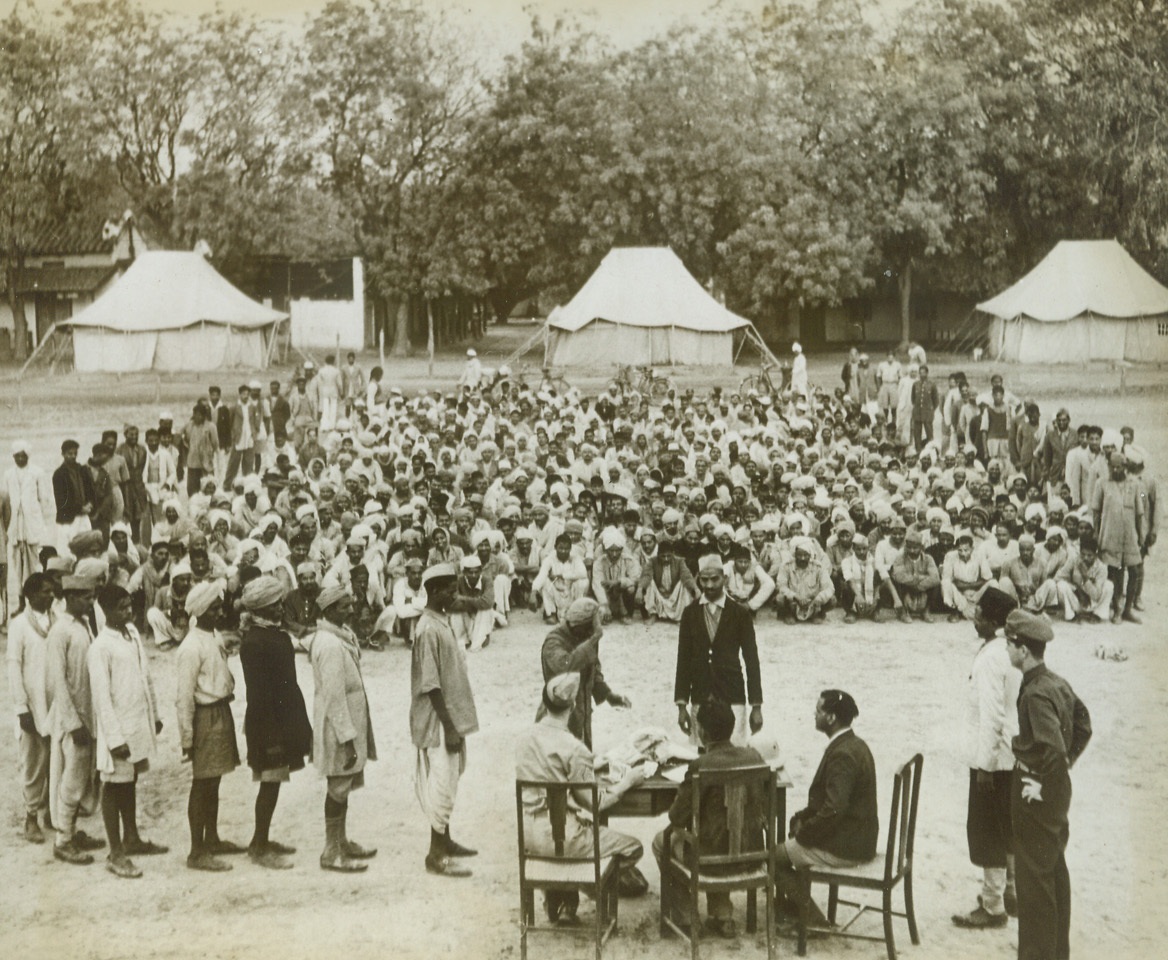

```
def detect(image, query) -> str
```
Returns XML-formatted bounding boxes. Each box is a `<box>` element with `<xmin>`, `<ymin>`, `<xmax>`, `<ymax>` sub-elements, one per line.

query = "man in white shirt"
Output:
<box><xmin>4</xmin><ymin>440</ymin><xmax>55</xmax><ymax>621</ymax></box>
<box><xmin>877</xmin><ymin>349</ymin><xmax>902</xmax><ymax>425</ymax></box>
<box><xmin>953</xmin><ymin>587</ymin><xmax>1021</xmax><ymax>929</ymax></box>
<box><xmin>7</xmin><ymin>572</ymin><xmax>56</xmax><ymax>843</ymax></box>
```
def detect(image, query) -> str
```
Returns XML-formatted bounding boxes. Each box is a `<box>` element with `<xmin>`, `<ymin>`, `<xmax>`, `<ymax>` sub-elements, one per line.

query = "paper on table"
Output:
<box><xmin>661</xmin><ymin>764</ymin><xmax>689</xmax><ymax>783</ymax></box>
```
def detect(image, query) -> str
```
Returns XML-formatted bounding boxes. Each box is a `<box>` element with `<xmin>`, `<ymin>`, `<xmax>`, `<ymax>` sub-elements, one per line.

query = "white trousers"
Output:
<box><xmin>414</xmin><ymin>728</ymin><xmax>465</xmax><ymax>832</ymax></box>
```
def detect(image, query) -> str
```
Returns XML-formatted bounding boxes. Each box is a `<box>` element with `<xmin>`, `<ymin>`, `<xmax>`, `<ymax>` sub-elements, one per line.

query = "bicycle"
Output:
<box><xmin>609</xmin><ymin>363</ymin><xmax>673</xmax><ymax>403</ymax></box>
<box><xmin>490</xmin><ymin>364</ymin><xmax>571</xmax><ymax>402</ymax></box>
<box><xmin>739</xmin><ymin>360</ymin><xmax>789</xmax><ymax>398</ymax></box>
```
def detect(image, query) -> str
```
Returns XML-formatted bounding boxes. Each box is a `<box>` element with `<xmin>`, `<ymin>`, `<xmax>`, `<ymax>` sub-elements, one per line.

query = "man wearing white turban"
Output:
<box><xmin>4</xmin><ymin>439</ymin><xmax>55</xmax><ymax>622</ymax></box>
<box><xmin>593</xmin><ymin>527</ymin><xmax>640</xmax><ymax>622</ymax></box>
<box><xmin>176</xmin><ymin>580</ymin><xmax>242</xmax><ymax>872</ymax></box>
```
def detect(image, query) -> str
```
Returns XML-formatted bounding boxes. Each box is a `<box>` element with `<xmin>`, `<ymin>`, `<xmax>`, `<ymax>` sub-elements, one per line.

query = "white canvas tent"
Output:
<box><xmin>58</xmin><ymin>251</ymin><xmax>287</xmax><ymax>372</ymax></box>
<box><xmin>539</xmin><ymin>247</ymin><xmax>771</xmax><ymax>366</ymax></box>
<box><xmin>977</xmin><ymin>240</ymin><xmax>1168</xmax><ymax>363</ymax></box>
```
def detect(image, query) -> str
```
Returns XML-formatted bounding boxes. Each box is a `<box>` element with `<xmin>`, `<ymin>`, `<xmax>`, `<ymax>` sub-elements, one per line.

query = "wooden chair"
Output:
<box><xmin>658</xmin><ymin>762</ymin><xmax>779</xmax><ymax>960</ymax></box>
<box><xmin>796</xmin><ymin>753</ymin><xmax>924</xmax><ymax>960</ymax></box>
<box><xmin>516</xmin><ymin>779</ymin><xmax>621</xmax><ymax>960</ymax></box>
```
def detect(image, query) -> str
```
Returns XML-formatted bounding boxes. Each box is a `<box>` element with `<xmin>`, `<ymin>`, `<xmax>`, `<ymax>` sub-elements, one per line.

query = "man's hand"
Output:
<box><xmin>677</xmin><ymin>704</ymin><xmax>691</xmax><ymax>735</ymax></box>
<box><xmin>1021</xmin><ymin>776</ymin><xmax>1043</xmax><ymax>804</ymax></box>
<box><xmin>444</xmin><ymin>730</ymin><xmax>464</xmax><ymax>754</ymax></box>
<box><xmin>110</xmin><ymin>743</ymin><xmax>131</xmax><ymax>761</ymax></box>
<box><xmin>618</xmin><ymin>764</ymin><xmax>647</xmax><ymax>792</ymax></box>
<box><xmin>155</xmin><ymin>720</ymin><xmax>164</xmax><ymax>735</ymax></box>
<box><xmin>976</xmin><ymin>769</ymin><xmax>994</xmax><ymax>794</ymax></box>
<box><xmin>607</xmin><ymin>692</ymin><xmax>632</xmax><ymax>709</ymax></box>
<box><xmin>749</xmin><ymin>705</ymin><xmax>764</xmax><ymax>734</ymax></box>
<box><xmin>71</xmin><ymin>727</ymin><xmax>92</xmax><ymax>747</ymax></box>
<box><xmin>342</xmin><ymin>739</ymin><xmax>358</xmax><ymax>771</ymax></box>
<box><xmin>17</xmin><ymin>712</ymin><xmax>36</xmax><ymax>734</ymax></box>
<box><xmin>182</xmin><ymin>747</ymin><xmax>193</xmax><ymax>763</ymax></box>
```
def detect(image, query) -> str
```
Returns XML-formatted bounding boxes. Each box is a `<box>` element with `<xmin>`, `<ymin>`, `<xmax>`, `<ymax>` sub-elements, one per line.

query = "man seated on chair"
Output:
<box><xmin>515</xmin><ymin>673</ymin><xmax>647</xmax><ymax>925</ymax></box>
<box><xmin>653</xmin><ymin>699</ymin><xmax>767</xmax><ymax>940</ymax></box>
<box><xmin>774</xmin><ymin>690</ymin><xmax>879</xmax><ymax>930</ymax></box>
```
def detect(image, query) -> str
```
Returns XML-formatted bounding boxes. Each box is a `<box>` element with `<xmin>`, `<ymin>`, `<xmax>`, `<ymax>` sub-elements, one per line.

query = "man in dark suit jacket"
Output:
<box><xmin>654</xmin><ymin>699</ymin><xmax>768</xmax><ymax>938</ymax></box>
<box><xmin>775</xmin><ymin>689</ymin><xmax>878</xmax><ymax>926</ymax></box>
<box><xmin>674</xmin><ymin>554</ymin><xmax>764</xmax><ymax>746</ymax></box>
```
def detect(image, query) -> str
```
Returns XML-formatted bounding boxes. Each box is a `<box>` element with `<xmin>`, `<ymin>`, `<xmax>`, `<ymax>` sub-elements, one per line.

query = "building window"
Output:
<box><xmin>1159</xmin><ymin>320</ymin><xmax>1168</xmax><ymax>337</ymax></box>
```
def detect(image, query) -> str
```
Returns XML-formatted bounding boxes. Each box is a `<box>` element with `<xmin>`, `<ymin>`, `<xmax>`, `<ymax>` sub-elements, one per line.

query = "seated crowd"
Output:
<box><xmin>3</xmin><ymin>353</ymin><xmax>1155</xmax><ymax>647</ymax></box>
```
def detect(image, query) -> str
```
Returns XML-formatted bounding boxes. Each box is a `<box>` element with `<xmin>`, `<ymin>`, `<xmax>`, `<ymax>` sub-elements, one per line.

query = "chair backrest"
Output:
<box><xmin>881</xmin><ymin>754</ymin><xmax>924</xmax><ymax>884</ymax></box>
<box><xmin>515</xmin><ymin>778</ymin><xmax>604</xmax><ymax>880</ymax></box>
<box><xmin>686</xmin><ymin>763</ymin><xmax>778</xmax><ymax>872</ymax></box>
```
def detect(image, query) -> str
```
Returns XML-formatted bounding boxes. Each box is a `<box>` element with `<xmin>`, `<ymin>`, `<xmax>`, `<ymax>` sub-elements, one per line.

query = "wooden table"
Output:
<box><xmin>601</xmin><ymin>769</ymin><xmax>792</xmax><ymax>828</ymax></box>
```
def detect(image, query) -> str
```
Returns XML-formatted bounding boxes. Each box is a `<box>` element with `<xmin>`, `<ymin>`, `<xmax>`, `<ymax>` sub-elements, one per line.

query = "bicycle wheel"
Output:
<box><xmin>546</xmin><ymin>376</ymin><xmax>571</xmax><ymax>396</ymax></box>
<box><xmin>648</xmin><ymin>377</ymin><xmax>672</xmax><ymax>403</ymax></box>
<box><xmin>740</xmin><ymin>375</ymin><xmax>765</xmax><ymax>396</ymax></box>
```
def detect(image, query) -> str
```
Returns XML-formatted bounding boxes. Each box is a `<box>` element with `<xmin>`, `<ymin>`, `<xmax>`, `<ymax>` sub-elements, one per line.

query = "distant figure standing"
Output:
<box><xmin>341</xmin><ymin>352</ymin><xmax>366</xmax><ymax>417</ymax></box>
<box><xmin>790</xmin><ymin>342</ymin><xmax>808</xmax><ymax>401</ymax></box>
<box><xmin>5</xmin><ymin>440</ymin><xmax>55</xmax><ymax>618</ymax></box>
<box><xmin>458</xmin><ymin>348</ymin><xmax>483</xmax><ymax>392</ymax></box>
<box><xmin>313</xmin><ymin>355</ymin><xmax>343</xmax><ymax>431</ymax></box>
<box><xmin>876</xmin><ymin>349</ymin><xmax>902</xmax><ymax>425</ymax></box>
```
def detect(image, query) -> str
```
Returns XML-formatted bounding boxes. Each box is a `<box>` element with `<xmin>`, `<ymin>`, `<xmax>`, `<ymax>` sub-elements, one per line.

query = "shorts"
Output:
<box><xmin>102</xmin><ymin>757</ymin><xmax>149</xmax><ymax>785</ymax></box>
<box><xmin>327</xmin><ymin>772</ymin><xmax>365</xmax><ymax>802</ymax></box>
<box><xmin>192</xmin><ymin>700</ymin><xmax>241</xmax><ymax>780</ymax></box>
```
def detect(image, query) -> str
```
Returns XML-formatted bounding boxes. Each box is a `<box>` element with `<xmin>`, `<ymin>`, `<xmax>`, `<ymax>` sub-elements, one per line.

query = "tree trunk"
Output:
<box><xmin>391</xmin><ymin>298</ymin><xmax>410</xmax><ymax>357</ymax></box>
<box><xmin>898</xmin><ymin>259</ymin><xmax>913</xmax><ymax>347</ymax></box>
<box><xmin>426</xmin><ymin>298</ymin><xmax>435</xmax><ymax>377</ymax></box>
<box><xmin>5</xmin><ymin>261</ymin><xmax>30</xmax><ymax>361</ymax></box>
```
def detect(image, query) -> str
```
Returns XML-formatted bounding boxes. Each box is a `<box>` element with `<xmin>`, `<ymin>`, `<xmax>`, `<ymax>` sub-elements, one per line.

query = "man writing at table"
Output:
<box><xmin>674</xmin><ymin>554</ymin><xmax>763</xmax><ymax>746</ymax></box>
<box><xmin>774</xmin><ymin>690</ymin><xmax>878</xmax><ymax>931</ymax></box>
<box><xmin>654</xmin><ymin>698</ymin><xmax>767</xmax><ymax>940</ymax></box>
<box><xmin>516</xmin><ymin>673</ymin><xmax>647</xmax><ymax>925</ymax></box>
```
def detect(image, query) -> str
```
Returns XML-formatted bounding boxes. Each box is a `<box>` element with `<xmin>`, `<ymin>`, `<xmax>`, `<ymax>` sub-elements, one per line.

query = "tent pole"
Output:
<box><xmin>17</xmin><ymin>322</ymin><xmax>60</xmax><ymax>378</ymax></box>
<box><xmin>503</xmin><ymin>322</ymin><xmax>549</xmax><ymax>368</ymax></box>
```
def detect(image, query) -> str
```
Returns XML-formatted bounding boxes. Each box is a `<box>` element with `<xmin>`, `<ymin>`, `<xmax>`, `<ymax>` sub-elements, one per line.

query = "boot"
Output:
<box><xmin>425</xmin><ymin>828</ymin><xmax>471</xmax><ymax>877</ymax></box>
<box><xmin>340</xmin><ymin>809</ymin><xmax>377</xmax><ymax>860</ymax></box>
<box><xmin>443</xmin><ymin>826</ymin><xmax>477</xmax><ymax>858</ymax></box>
<box><xmin>320</xmin><ymin>816</ymin><xmax>367</xmax><ymax>872</ymax></box>
<box><xmin>24</xmin><ymin>815</ymin><xmax>45</xmax><ymax>844</ymax></box>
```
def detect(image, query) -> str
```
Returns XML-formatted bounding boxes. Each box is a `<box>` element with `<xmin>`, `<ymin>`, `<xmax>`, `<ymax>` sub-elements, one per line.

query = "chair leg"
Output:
<box><xmin>828</xmin><ymin>884</ymin><xmax>839</xmax><ymax>924</ymax></box>
<box><xmin>766</xmin><ymin>874</ymin><xmax>777</xmax><ymax>960</ymax></box>
<box><xmin>883</xmin><ymin>887</ymin><xmax>898</xmax><ymax>960</ymax></box>
<box><xmin>904</xmin><ymin>872</ymin><xmax>920</xmax><ymax>945</ymax></box>
<box><xmin>660</xmin><ymin>867</ymin><xmax>670</xmax><ymax>938</ymax></box>
<box><xmin>797</xmin><ymin>873</ymin><xmax>809</xmax><ymax>957</ymax></box>
<box><xmin>691</xmin><ymin>882</ymin><xmax>702</xmax><ymax>960</ymax></box>
<box><xmin>595</xmin><ymin>886</ymin><xmax>604</xmax><ymax>960</ymax></box>
<box><xmin>747</xmin><ymin>889</ymin><xmax>757</xmax><ymax>933</ymax></box>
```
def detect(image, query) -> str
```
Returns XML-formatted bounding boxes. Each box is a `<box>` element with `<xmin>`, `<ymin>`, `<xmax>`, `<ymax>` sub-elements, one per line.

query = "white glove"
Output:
<box><xmin>1021</xmin><ymin>776</ymin><xmax>1043</xmax><ymax>804</ymax></box>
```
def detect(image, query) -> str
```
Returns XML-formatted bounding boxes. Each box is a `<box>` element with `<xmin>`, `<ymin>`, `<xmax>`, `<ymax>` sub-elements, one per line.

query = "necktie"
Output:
<box><xmin>704</xmin><ymin>602</ymin><xmax>721</xmax><ymax>641</ymax></box>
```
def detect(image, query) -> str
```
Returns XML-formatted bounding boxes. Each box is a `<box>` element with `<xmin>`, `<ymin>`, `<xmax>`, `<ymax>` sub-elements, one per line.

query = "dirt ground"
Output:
<box><xmin>1</xmin><ymin>348</ymin><xmax>1166</xmax><ymax>960</ymax></box>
